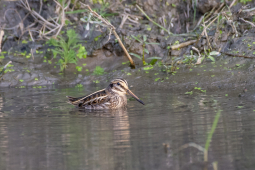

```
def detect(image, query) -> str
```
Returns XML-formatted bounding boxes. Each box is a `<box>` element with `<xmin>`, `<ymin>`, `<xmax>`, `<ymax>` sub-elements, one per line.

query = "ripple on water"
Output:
<box><xmin>0</xmin><ymin>86</ymin><xmax>254</xmax><ymax>169</ymax></box>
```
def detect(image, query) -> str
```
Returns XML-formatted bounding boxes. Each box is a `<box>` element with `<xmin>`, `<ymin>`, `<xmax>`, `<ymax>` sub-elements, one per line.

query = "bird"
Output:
<box><xmin>67</xmin><ymin>78</ymin><xmax>145</xmax><ymax>109</ymax></box>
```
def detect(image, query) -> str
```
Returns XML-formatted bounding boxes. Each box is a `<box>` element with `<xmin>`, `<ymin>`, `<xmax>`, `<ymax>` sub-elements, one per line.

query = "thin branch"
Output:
<box><xmin>0</xmin><ymin>61</ymin><xmax>12</xmax><ymax>80</ymax></box>
<box><xmin>240</xmin><ymin>18</ymin><xmax>255</xmax><ymax>27</ymax></box>
<box><xmin>171</xmin><ymin>40</ymin><xmax>197</xmax><ymax>50</ymax></box>
<box><xmin>0</xmin><ymin>29</ymin><xmax>4</xmax><ymax>53</ymax></box>
<box><xmin>80</xmin><ymin>3</ymin><xmax>136</xmax><ymax>68</ymax></box>
<box><xmin>136</xmin><ymin>5</ymin><xmax>172</xmax><ymax>35</ymax></box>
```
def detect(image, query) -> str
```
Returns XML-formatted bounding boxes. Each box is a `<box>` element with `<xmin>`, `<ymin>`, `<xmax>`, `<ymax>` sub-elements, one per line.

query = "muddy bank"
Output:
<box><xmin>0</xmin><ymin>0</ymin><xmax>255</xmax><ymax>91</ymax></box>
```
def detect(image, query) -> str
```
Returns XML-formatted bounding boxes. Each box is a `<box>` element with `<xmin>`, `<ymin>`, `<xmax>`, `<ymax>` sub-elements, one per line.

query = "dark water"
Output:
<box><xmin>0</xmin><ymin>85</ymin><xmax>255</xmax><ymax>170</ymax></box>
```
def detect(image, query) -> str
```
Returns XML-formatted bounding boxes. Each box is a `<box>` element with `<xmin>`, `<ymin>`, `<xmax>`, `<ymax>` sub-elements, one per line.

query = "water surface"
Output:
<box><xmin>0</xmin><ymin>85</ymin><xmax>255</xmax><ymax>170</ymax></box>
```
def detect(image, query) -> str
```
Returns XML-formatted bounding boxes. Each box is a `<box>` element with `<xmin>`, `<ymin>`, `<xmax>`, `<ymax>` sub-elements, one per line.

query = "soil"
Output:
<box><xmin>0</xmin><ymin>0</ymin><xmax>255</xmax><ymax>91</ymax></box>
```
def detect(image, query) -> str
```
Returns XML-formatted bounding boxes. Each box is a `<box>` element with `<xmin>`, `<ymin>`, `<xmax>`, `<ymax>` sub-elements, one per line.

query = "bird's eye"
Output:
<box><xmin>117</xmin><ymin>82</ymin><xmax>120</xmax><ymax>85</ymax></box>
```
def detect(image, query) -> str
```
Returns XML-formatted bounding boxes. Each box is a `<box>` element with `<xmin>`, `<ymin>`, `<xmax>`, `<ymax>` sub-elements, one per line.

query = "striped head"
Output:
<box><xmin>108</xmin><ymin>78</ymin><xmax>145</xmax><ymax>105</ymax></box>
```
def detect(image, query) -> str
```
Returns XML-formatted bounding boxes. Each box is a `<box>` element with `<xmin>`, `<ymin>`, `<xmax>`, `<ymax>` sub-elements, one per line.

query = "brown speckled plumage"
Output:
<box><xmin>67</xmin><ymin>78</ymin><xmax>144</xmax><ymax>109</ymax></box>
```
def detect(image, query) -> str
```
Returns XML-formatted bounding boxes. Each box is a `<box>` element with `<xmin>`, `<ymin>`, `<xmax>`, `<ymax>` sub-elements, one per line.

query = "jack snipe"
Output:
<box><xmin>67</xmin><ymin>78</ymin><xmax>145</xmax><ymax>109</ymax></box>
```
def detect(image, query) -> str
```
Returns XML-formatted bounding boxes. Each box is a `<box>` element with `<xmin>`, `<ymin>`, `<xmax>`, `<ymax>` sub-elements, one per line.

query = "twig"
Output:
<box><xmin>229</xmin><ymin>0</ymin><xmax>237</xmax><ymax>8</ymax></box>
<box><xmin>0</xmin><ymin>61</ymin><xmax>12</xmax><ymax>80</ymax></box>
<box><xmin>239</xmin><ymin>18</ymin><xmax>255</xmax><ymax>27</ymax></box>
<box><xmin>243</xmin><ymin>7</ymin><xmax>255</xmax><ymax>12</ymax></box>
<box><xmin>177</xmin><ymin>142</ymin><xmax>205</xmax><ymax>153</ymax></box>
<box><xmin>221</xmin><ymin>51</ymin><xmax>254</xmax><ymax>58</ymax></box>
<box><xmin>54</xmin><ymin>0</ymin><xmax>70</xmax><ymax>37</ymax></box>
<box><xmin>39</xmin><ymin>0</ymin><xmax>42</xmax><ymax>15</ymax></box>
<box><xmin>197</xmin><ymin>15</ymin><xmax>219</xmax><ymax>43</ymax></box>
<box><xmin>192</xmin><ymin>46</ymin><xmax>203</xmax><ymax>64</ymax></box>
<box><xmin>30</xmin><ymin>49</ymin><xmax>34</xmax><ymax>60</ymax></box>
<box><xmin>80</xmin><ymin>3</ymin><xmax>135</xmax><ymax>68</ymax></box>
<box><xmin>28</xmin><ymin>30</ymin><xmax>34</xmax><ymax>41</ymax></box>
<box><xmin>136</xmin><ymin>4</ymin><xmax>196</xmax><ymax>37</ymax></box>
<box><xmin>204</xmin><ymin>7</ymin><xmax>216</xmax><ymax>21</ymax></box>
<box><xmin>202</xmin><ymin>21</ymin><xmax>212</xmax><ymax>50</ymax></box>
<box><xmin>191</xmin><ymin>16</ymin><xmax>204</xmax><ymax>32</ymax></box>
<box><xmin>3</xmin><ymin>8</ymin><xmax>23</xmax><ymax>30</ymax></box>
<box><xmin>0</xmin><ymin>29</ymin><xmax>4</xmax><ymax>53</ymax></box>
<box><xmin>136</xmin><ymin>5</ymin><xmax>172</xmax><ymax>35</ymax></box>
<box><xmin>171</xmin><ymin>39</ymin><xmax>197</xmax><ymax>50</ymax></box>
<box><xmin>119</xmin><ymin>13</ymin><xmax>139</xmax><ymax>29</ymax></box>
<box><xmin>119</xmin><ymin>14</ymin><xmax>129</xmax><ymax>29</ymax></box>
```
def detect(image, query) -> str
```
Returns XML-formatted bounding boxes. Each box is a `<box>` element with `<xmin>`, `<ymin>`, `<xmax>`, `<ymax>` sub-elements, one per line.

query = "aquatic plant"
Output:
<box><xmin>130</xmin><ymin>35</ymin><xmax>160</xmax><ymax>65</ymax></box>
<box><xmin>93</xmin><ymin>66</ymin><xmax>105</xmax><ymax>75</ymax></box>
<box><xmin>75</xmin><ymin>84</ymin><xmax>83</xmax><ymax>88</ymax></box>
<box><xmin>204</xmin><ymin>109</ymin><xmax>221</xmax><ymax>161</ymax></box>
<box><xmin>47</xmin><ymin>29</ymin><xmax>87</xmax><ymax>71</ymax></box>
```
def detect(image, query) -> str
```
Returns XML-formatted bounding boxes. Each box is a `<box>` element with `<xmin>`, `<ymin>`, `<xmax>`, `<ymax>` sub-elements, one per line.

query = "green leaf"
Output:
<box><xmin>143</xmin><ymin>35</ymin><xmax>147</xmax><ymax>42</ymax></box>
<box><xmin>209</xmin><ymin>51</ymin><xmax>220</xmax><ymax>56</ymax></box>
<box><xmin>93</xmin><ymin>66</ymin><xmax>105</xmax><ymax>75</ymax></box>
<box><xmin>146</xmin><ymin>42</ymin><xmax>160</xmax><ymax>45</ymax></box>
<box><xmin>19</xmin><ymin>79</ymin><xmax>24</xmax><ymax>82</ymax></box>
<box><xmin>208</xmin><ymin>56</ymin><xmax>215</xmax><ymax>62</ymax></box>
<box><xmin>130</xmin><ymin>53</ymin><xmax>142</xmax><ymax>60</ymax></box>
<box><xmin>149</xmin><ymin>59</ymin><xmax>158</xmax><ymax>65</ymax></box>
<box><xmin>65</xmin><ymin>9</ymin><xmax>88</xmax><ymax>14</ymax></box>
<box><xmin>76</xmin><ymin>66</ymin><xmax>82</xmax><ymax>72</ymax></box>
<box><xmin>35</xmin><ymin>78</ymin><xmax>38</xmax><ymax>81</ymax></box>
<box><xmin>144</xmin><ymin>48</ymin><xmax>149</xmax><ymax>54</ymax></box>
<box><xmin>185</xmin><ymin>91</ymin><xmax>193</xmax><ymax>95</ymax></box>
<box><xmin>93</xmin><ymin>80</ymin><xmax>100</xmax><ymax>83</ymax></box>
<box><xmin>147</xmin><ymin>57</ymin><xmax>162</xmax><ymax>60</ymax></box>
<box><xmin>143</xmin><ymin>65</ymin><xmax>153</xmax><ymax>70</ymax></box>
<box><xmin>22</xmin><ymin>40</ymin><xmax>28</xmax><ymax>44</ymax></box>
<box><xmin>77</xmin><ymin>45</ymin><xmax>87</xmax><ymax>59</ymax></box>
<box><xmin>155</xmin><ymin>78</ymin><xmax>160</xmax><ymax>81</ymax></box>
<box><xmin>75</xmin><ymin>83</ymin><xmax>83</xmax><ymax>88</ymax></box>
<box><xmin>131</xmin><ymin>35</ymin><xmax>142</xmax><ymax>43</ymax></box>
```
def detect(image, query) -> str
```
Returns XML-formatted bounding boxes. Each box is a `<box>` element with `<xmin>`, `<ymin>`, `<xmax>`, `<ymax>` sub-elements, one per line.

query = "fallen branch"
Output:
<box><xmin>171</xmin><ymin>39</ymin><xmax>197</xmax><ymax>50</ymax></box>
<box><xmin>239</xmin><ymin>18</ymin><xmax>255</xmax><ymax>27</ymax></box>
<box><xmin>221</xmin><ymin>51</ymin><xmax>254</xmax><ymax>58</ymax></box>
<box><xmin>242</xmin><ymin>7</ymin><xmax>255</xmax><ymax>12</ymax></box>
<box><xmin>80</xmin><ymin>3</ymin><xmax>136</xmax><ymax>68</ymax></box>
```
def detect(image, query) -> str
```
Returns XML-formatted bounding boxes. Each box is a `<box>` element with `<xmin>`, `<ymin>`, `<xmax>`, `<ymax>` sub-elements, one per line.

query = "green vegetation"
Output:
<box><xmin>194</xmin><ymin>87</ymin><xmax>206</xmax><ymax>93</ymax></box>
<box><xmin>76</xmin><ymin>66</ymin><xmax>82</xmax><ymax>72</ymax></box>
<box><xmin>155</xmin><ymin>78</ymin><xmax>160</xmax><ymax>81</ymax></box>
<box><xmin>93</xmin><ymin>80</ymin><xmax>100</xmax><ymax>83</ymax></box>
<box><xmin>239</xmin><ymin>0</ymin><xmax>252</xmax><ymax>4</ymax></box>
<box><xmin>130</xmin><ymin>35</ymin><xmax>160</xmax><ymax>65</ymax></box>
<box><xmin>185</xmin><ymin>91</ymin><xmax>193</xmax><ymax>95</ymax></box>
<box><xmin>75</xmin><ymin>84</ymin><xmax>83</xmax><ymax>88</ymax></box>
<box><xmin>204</xmin><ymin>109</ymin><xmax>221</xmax><ymax>161</ymax></box>
<box><xmin>47</xmin><ymin>29</ymin><xmax>87</xmax><ymax>71</ymax></box>
<box><xmin>93</xmin><ymin>66</ymin><xmax>105</xmax><ymax>75</ymax></box>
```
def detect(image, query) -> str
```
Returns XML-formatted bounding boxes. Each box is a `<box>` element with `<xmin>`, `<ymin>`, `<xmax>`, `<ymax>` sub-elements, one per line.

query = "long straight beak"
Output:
<box><xmin>126</xmin><ymin>89</ymin><xmax>145</xmax><ymax>105</ymax></box>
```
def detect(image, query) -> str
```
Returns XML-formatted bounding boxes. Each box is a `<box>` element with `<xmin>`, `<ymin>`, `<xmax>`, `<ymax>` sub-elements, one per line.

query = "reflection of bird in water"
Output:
<box><xmin>67</xmin><ymin>78</ymin><xmax>145</xmax><ymax>109</ymax></box>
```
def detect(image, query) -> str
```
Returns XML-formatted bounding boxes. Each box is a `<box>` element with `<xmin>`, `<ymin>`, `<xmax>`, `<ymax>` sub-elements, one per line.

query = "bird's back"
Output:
<box><xmin>67</xmin><ymin>89</ymin><xmax>109</xmax><ymax>108</ymax></box>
